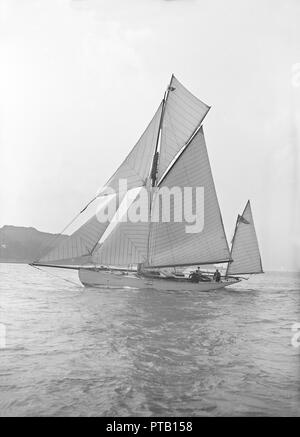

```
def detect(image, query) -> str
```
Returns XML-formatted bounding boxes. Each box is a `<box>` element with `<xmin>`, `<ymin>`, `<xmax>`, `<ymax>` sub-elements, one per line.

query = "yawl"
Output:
<box><xmin>32</xmin><ymin>75</ymin><xmax>263</xmax><ymax>291</ymax></box>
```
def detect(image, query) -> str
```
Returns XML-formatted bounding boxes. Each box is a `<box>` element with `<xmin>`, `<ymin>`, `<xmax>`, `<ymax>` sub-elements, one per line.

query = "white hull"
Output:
<box><xmin>78</xmin><ymin>268</ymin><xmax>240</xmax><ymax>292</ymax></box>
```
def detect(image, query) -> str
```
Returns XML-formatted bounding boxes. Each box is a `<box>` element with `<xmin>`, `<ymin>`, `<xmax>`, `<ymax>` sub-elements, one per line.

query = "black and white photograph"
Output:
<box><xmin>0</xmin><ymin>0</ymin><xmax>299</xmax><ymax>419</ymax></box>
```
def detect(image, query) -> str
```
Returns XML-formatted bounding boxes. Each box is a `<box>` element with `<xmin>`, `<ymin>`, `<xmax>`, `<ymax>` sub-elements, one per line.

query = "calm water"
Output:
<box><xmin>0</xmin><ymin>263</ymin><xmax>299</xmax><ymax>417</ymax></box>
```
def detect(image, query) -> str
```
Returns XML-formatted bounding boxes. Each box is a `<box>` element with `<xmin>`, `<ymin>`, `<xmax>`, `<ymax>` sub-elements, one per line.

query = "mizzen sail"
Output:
<box><xmin>226</xmin><ymin>201</ymin><xmax>263</xmax><ymax>275</ymax></box>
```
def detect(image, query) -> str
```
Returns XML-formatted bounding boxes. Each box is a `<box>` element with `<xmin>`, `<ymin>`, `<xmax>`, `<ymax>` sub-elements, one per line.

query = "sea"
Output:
<box><xmin>0</xmin><ymin>263</ymin><xmax>299</xmax><ymax>417</ymax></box>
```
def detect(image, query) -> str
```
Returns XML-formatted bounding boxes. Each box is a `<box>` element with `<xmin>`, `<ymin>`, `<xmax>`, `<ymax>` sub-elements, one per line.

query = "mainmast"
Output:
<box><xmin>150</xmin><ymin>75</ymin><xmax>174</xmax><ymax>187</ymax></box>
<box><xmin>145</xmin><ymin>76</ymin><xmax>175</xmax><ymax>267</ymax></box>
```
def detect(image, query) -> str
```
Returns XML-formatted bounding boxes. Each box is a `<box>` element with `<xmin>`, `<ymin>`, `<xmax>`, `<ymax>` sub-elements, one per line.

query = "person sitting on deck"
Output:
<box><xmin>213</xmin><ymin>269</ymin><xmax>221</xmax><ymax>282</ymax></box>
<box><xmin>189</xmin><ymin>267</ymin><xmax>210</xmax><ymax>283</ymax></box>
<box><xmin>189</xmin><ymin>271</ymin><xmax>200</xmax><ymax>283</ymax></box>
<box><xmin>196</xmin><ymin>267</ymin><xmax>212</xmax><ymax>282</ymax></box>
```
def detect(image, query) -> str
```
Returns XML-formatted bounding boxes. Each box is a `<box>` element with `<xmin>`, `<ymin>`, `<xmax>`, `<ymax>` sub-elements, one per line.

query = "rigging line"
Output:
<box><xmin>150</xmin><ymin>75</ymin><xmax>174</xmax><ymax>187</ymax></box>
<box><xmin>29</xmin><ymin>264</ymin><xmax>80</xmax><ymax>287</ymax></box>
<box><xmin>34</xmin><ymin>195</ymin><xmax>99</xmax><ymax>263</ymax></box>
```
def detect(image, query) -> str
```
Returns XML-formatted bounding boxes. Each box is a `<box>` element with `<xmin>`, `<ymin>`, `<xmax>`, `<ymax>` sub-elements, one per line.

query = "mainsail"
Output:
<box><xmin>147</xmin><ymin>127</ymin><xmax>231</xmax><ymax>268</ymax></box>
<box><xmin>226</xmin><ymin>201</ymin><xmax>263</xmax><ymax>275</ymax></box>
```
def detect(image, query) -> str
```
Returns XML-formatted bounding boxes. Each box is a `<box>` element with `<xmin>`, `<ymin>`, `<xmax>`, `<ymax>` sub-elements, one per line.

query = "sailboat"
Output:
<box><xmin>31</xmin><ymin>75</ymin><xmax>263</xmax><ymax>292</ymax></box>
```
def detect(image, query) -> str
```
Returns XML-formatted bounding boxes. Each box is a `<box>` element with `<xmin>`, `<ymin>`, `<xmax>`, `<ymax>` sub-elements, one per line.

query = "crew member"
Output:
<box><xmin>213</xmin><ymin>269</ymin><xmax>221</xmax><ymax>282</ymax></box>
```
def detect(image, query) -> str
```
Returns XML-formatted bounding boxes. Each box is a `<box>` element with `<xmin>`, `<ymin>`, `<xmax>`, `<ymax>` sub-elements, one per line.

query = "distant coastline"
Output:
<box><xmin>0</xmin><ymin>225</ymin><xmax>67</xmax><ymax>264</ymax></box>
<box><xmin>0</xmin><ymin>260</ymin><xmax>31</xmax><ymax>264</ymax></box>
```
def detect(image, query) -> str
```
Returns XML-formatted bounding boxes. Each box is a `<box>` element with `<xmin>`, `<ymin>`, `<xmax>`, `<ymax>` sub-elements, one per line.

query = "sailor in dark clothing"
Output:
<box><xmin>213</xmin><ymin>269</ymin><xmax>221</xmax><ymax>282</ymax></box>
<box><xmin>189</xmin><ymin>271</ymin><xmax>200</xmax><ymax>283</ymax></box>
<box><xmin>189</xmin><ymin>267</ymin><xmax>211</xmax><ymax>283</ymax></box>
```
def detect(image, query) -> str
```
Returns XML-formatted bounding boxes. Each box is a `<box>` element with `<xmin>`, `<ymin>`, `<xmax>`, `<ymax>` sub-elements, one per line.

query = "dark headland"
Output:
<box><xmin>0</xmin><ymin>225</ymin><xmax>67</xmax><ymax>263</ymax></box>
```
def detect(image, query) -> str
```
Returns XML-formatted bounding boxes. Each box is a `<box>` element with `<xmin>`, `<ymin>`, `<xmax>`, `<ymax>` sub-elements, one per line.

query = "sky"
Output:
<box><xmin>0</xmin><ymin>0</ymin><xmax>300</xmax><ymax>271</ymax></box>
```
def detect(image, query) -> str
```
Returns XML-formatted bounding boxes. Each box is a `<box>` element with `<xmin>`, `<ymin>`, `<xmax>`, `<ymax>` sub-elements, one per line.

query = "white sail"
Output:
<box><xmin>157</xmin><ymin>75</ymin><xmax>210</xmax><ymax>182</ymax></box>
<box><xmin>99</xmin><ymin>102</ymin><xmax>163</xmax><ymax>196</ymax></box>
<box><xmin>226</xmin><ymin>201</ymin><xmax>263</xmax><ymax>275</ymax></box>
<box><xmin>93</xmin><ymin>190</ymin><xmax>150</xmax><ymax>266</ymax></box>
<box><xmin>38</xmin><ymin>194</ymin><xmax>118</xmax><ymax>265</ymax></box>
<box><xmin>147</xmin><ymin>126</ymin><xmax>231</xmax><ymax>267</ymax></box>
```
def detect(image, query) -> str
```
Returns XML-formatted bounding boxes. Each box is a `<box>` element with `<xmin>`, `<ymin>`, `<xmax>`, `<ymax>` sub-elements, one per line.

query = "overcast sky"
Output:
<box><xmin>1</xmin><ymin>0</ymin><xmax>300</xmax><ymax>271</ymax></box>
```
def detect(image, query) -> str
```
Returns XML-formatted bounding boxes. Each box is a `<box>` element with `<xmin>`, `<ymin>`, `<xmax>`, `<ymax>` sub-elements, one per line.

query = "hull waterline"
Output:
<box><xmin>78</xmin><ymin>268</ymin><xmax>240</xmax><ymax>292</ymax></box>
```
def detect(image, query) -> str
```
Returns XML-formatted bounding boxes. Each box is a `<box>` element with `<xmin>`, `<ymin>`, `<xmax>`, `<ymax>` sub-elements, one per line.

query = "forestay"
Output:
<box><xmin>38</xmin><ymin>194</ymin><xmax>118</xmax><ymax>265</ymax></box>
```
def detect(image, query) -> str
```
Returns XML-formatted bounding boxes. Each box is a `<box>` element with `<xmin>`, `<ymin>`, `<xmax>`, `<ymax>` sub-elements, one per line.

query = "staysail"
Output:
<box><xmin>147</xmin><ymin>127</ymin><xmax>231</xmax><ymax>268</ymax></box>
<box><xmin>226</xmin><ymin>201</ymin><xmax>263</xmax><ymax>275</ymax></box>
<box><xmin>93</xmin><ymin>189</ymin><xmax>150</xmax><ymax>266</ymax></box>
